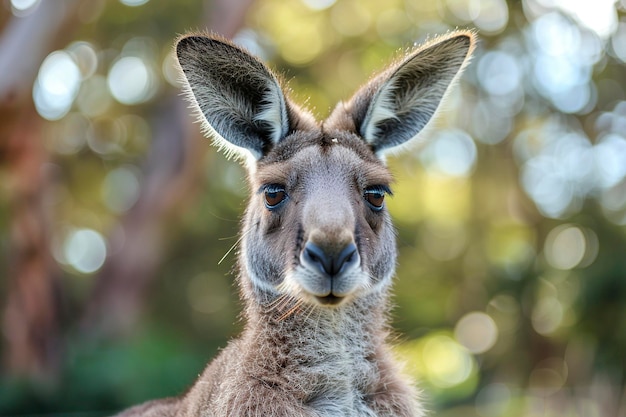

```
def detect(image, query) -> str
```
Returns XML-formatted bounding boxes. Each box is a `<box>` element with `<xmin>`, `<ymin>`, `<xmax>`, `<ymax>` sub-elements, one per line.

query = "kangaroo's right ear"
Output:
<box><xmin>176</xmin><ymin>35</ymin><xmax>294</xmax><ymax>163</ymax></box>
<box><xmin>328</xmin><ymin>31</ymin><xmax>476</xmax><ymax>158</ymax></box>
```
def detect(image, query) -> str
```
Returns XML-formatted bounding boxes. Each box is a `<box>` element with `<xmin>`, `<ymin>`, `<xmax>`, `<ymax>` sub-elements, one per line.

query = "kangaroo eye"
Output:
<box><xmin>365</xmin><ymin>192</ymin><xmax>384</xmax><ymax>210</ymax></box>
<box><xmin>364</xmin><ymin>186</ymin><xmax>391</xmax><ymax>211</ymax></box>
<box><xmin>263</xmin><ymin>185</ymin><xmax>287</xmax><ymax>209</ymax></box>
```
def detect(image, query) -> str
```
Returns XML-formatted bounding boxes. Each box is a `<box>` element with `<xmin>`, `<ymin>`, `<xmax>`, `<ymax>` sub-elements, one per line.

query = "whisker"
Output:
<box><xmin>302</xmin><ymin>303</ymin><xmax>317</xmax><ymax>323</ymax></box>
<box><xmin>217</xmin><ymin>227</ymin><xmax>252</xmax><ymax>265</ymax></box>
<box><xmin>313</xmin><ymin>307</ymin><xmax>324</xmax><ymax>338</ymax></box>
<box><xmin>267</xmin><ymin>293</ymin><xmax>288</xmax><ymax>309</ymax></box>
<box><xmin>268</xmin><ymin>294</ymin><xmax>293</xmax><ymax>312</ymax></box>
<box><xmin>217</xmin><ymin>233</ymin><xmax>240</xmax><ymax>241</ymax></box>
<box><xmin>362</xmin><ymin>275</ymin><xmax>375</xmax><ymax>290</ymax></box>
<box><xmin>278</xmin><ymin>300</ymin><xmax>303</xmax><ymax>321</ymax></box>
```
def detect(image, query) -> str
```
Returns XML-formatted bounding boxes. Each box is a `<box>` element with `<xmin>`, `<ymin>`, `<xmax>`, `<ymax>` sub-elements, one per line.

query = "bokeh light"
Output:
<box><xmin>477</xmin><ymin>51</ymin><xmax>522</xmax><ymax>97</ymax></box>
<box><xmin>119</xmin><ymin>0</ymin><xmax>150</xmax><ymax>6</ymax></box>
<box><xmin>612</xmin><ymin>21</ymin><xmax>626</xmax><ymax>62</ymax></box>
<box><xmin>87</xmin><ymin>118</ymin><xmax>124</xmax><ymax>154</ymax></box>
<box><xmin>446</xmin><ymin>0</ymin><xmax>509</xmax><ymax>34</ymax></box>
<box><xmin>528</xmin><ymin>357</ymin><xmax>568</xmax><ymax>395</ymax></box>
<box><xmin>398</xmin><ymin>333</ymin><xmax>478</xmax><ymax>394</ymax></box>
<box><xmin>43</xmin><ymin>113</ymin><xmax>89</xmax><ymax>155</ymax></box>
<box><xmin>61</xmin><ymin>228</ymin><xmax>108</xmax><ymax>274</ymax></box>
<box><xmin>529</xmin><ymin>12</ymin><xmax>598</xmax><ymax>114</ymax></box>
<box><xmin>531</xmin><ymin>294</ymin><xmax>564</xmax><ymax>335</ymax></box>
<box><xmin>515</xmin><ymin>127</ymin><xmax>625</xmax><ymax>218</ymax></box>
<box><xmin>108</xmin><ymin>56</ymin><xmax>156</xmax><ymax>105</ymax></box>
<box><xmin>162</xmin><ymin>51</ymin><xmax>181</xmax><ymax>87</ymax></box>
<box><xmin>544</xmin><ymin>224</ymin><xmax>598</xmax><ymax>270</ymax></box>
<box><xmin>67</xmin><ymin>41</ymin><xmax>98</xmax><ymax>79</ymax></box>
<box><xmin>525</xmin><ymin>0</ymin><xmax>619</xmax><ymax>38</ymax></box>
<box><xmin>330</xmin><ymin>0</ymin><xmax>371</xmax><ymax>38</ymax></box>
<box><xmin>594</xmin><ymin>134</ymin><xmax>626</xmax><ymax>188</ymax></box>
<box><xmin>33</xmin><ymin>51</ymin><xmax>82</xmax><ymax>120</ymax></box>
<box><xmin>102</xmin><ymin>166</ymin><xmax>142</xmax><ymax>213</ymax></box>
<box><xmin>10</xmin><ymin>0</ymin><xmax>39</xmax><ymax>16</ymax></box>
<box><xmin>420</xmin><ymin>129</ymin><xmax>477</xmax><ymax>177</ymax></box>
<box><xmin>473</xmin><ymin>0</ymin><xmax>509</xmax><ymax>34</ymax></box>
<box><xmin>77</xmin><ymin>75</ymin><xmax>113</xmax><ymax>118</ymax></box>
<box><xmin>455</xmin><ymin>311</ymin><xmax>499</xmax><ymax>354</ymax></box>
<box><xmin>301</xmin><ymin>0</ymin><xmax>336</xmax><ymax>11</ymax></box>
<box><xmin>423</xmin><ymin>334</ymin><xmax>475</xmax><ymax>388</ymax></box>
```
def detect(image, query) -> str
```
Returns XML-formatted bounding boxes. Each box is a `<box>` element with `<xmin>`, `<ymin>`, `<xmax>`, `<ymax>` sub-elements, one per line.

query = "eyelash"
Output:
<box><xmin>364</xmin><ymin>185</ymin><xmax>391</xmax><ymax>211</ymax></box>
<box><xmin>261</xmin><ymin>184</ymin><xmax>288</xmax><ymax>210</ymax></box>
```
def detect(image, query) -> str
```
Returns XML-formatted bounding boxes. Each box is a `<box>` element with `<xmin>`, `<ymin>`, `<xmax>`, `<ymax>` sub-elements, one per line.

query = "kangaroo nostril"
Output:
<box><xmin>302</xmin><ymin>241</ymin><xmax>360</xmax><ymax>277</ymax></box>
<box><xmin>302</xmin><ymin>242</ymin><xmax>333</xmax><ymax>276</ymax></box>
<box><xmin>335</xmin><ymin>243</ymin><xmax>359</xmax><ymax>275</ymax></box>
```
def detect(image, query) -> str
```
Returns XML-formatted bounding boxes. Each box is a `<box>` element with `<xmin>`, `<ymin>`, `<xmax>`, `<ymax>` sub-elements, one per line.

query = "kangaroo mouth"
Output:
<box><xmin>314</xmin><ymin>294</ymin><xmax>344</xmax><ymax>306</ymax></box>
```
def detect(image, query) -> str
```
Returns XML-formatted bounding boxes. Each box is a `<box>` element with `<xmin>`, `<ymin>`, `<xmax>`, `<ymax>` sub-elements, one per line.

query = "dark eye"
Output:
<box><xmin>364</xmin><ymin>186</ymin><xmax>390</xmax><ymax>211</ymax></box>
<box><xmin>263</xmin><ymin>184</ymin><xmax>287</xmax><ymax>210</ymax></box>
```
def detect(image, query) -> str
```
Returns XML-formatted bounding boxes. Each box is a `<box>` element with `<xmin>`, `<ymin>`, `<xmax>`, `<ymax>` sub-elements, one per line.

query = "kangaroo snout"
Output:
<box><xmin>298</xmin><ymin>227</ymin><xmax>362</xmax><ymax>304</ymax></box>
<box><xmin>301</xmin><ymin>241</ymin><xmax>360</xmax><ymax>278</ymax></box>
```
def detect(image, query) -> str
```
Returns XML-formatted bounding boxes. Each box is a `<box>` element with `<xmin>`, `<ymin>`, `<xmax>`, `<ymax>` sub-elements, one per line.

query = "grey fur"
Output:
<box><xmin>115</xmin><ymin>30</ymin><xmax>476</xmax><ymax>417</ymax></box>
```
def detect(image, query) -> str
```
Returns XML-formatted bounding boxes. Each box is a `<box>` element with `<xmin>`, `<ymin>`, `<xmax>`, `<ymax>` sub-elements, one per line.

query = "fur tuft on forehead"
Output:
<box><xmin>257</xmin><ymin>129</ymin><xmax>386</xmax><ymax>168</ymax></box>
<box><xmin>254</xmin><ymin>140</ymin><xmax>393</xmax><ymax>189</ymax></box>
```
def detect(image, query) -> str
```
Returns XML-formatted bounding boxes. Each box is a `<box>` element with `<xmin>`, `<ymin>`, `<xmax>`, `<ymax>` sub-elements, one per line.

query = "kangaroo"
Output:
<box><xmin>115</xmin><ymin>30</ymin><xmax>475</xmax><ymax>417</ymax></box>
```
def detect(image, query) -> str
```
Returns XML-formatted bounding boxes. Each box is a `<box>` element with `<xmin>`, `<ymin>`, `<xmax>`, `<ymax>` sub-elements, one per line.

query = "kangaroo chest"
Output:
<box><xmin>266</xmin><ymin>319</ymin><xmax>382</xmax><ymax>416</ymax></box>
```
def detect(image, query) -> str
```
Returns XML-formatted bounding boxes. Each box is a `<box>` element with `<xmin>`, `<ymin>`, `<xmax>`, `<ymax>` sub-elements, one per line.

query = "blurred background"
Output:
<box><xmin>1</xmin><ymin>0</ymin><xmax>625</xmax><ymax>415</ymax></box>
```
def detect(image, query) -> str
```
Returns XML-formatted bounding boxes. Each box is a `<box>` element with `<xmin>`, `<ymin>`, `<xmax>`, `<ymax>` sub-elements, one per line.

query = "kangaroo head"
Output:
<box><xmin>176</xmin><ymin>32</ymin><xmax>475</xmax><ymax>309</ymax></box>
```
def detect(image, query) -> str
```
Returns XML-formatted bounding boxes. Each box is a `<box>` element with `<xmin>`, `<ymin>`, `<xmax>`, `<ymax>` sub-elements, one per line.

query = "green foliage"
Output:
<box><xmin>0</xmin><ymin>328</ymin><xmax>207</xmax><ymax>415</ymax></box>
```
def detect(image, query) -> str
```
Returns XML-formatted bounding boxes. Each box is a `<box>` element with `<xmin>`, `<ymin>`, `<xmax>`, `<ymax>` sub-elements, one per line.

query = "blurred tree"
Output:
<box><xmin>0</xmin><ymin>0</ymin><xmax>83</xmax><ymax>380</ymax></box>
<box><xmin>0</xmin><ymin>0</ymin><xmax>254</xmax><ymax>398</ymax></box>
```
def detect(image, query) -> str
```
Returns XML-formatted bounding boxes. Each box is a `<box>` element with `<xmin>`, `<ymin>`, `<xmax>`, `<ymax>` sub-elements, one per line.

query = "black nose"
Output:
<box><xmin>302</xmin><ymin>242</ymin><xmax>359</xmax><ymax>277</ymax></box>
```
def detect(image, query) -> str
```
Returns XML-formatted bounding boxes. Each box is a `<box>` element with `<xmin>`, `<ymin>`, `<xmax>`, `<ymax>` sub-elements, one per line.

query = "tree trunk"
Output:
<box><xmin>1</xmin><ymin>108</ymin><xmax>62</xmax><ymax>379</ymax></box>
<box><xmin>0</xmin><ymin>0</ymin><xmax>83</xmax><ymax>379</ymax></box>
<box><xmin>81</xmin><ymin>96</ymin><xmax>204</xmax><ymax>337</ymax></box>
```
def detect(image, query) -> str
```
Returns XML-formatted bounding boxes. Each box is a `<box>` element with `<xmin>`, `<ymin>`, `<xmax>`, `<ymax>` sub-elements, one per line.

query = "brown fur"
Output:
<box><xmin>115</xmin><ymin>30</ymin><xmax>476</xmax><ymax>416</ymax></box>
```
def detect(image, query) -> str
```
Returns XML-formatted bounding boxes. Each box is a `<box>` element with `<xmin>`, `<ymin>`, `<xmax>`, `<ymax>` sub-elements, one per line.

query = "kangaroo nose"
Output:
<box><xmin>302</xmin><ymin>242</ymin><xmax>359</xmax><ymax>277</ymax></box>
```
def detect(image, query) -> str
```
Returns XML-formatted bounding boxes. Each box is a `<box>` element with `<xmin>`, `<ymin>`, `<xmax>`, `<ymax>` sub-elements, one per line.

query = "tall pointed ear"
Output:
<box><xmin>176</xmin><ymin>34</ymin><xmax>294</xmax><ymax>163</ymax></box>
<box><xmin>330</xmin><ymin>31</ymin><xmax>476</xmax><ymax>157</ymax></box>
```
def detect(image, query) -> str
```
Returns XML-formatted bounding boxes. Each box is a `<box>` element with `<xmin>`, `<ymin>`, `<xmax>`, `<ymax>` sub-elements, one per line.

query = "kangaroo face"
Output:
<box><xmin>176</xmin><ymin>31</ymin><xmax>475</xmax><ymax>310</ymax></box>
<box><xmin>242</xmin><ymin>132</ymin><xmax>396</xmax><ymax>307</ymax></box>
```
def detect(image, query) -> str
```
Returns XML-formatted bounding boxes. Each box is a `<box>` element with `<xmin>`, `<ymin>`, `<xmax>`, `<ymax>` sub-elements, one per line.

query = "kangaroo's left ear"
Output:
<box><xmin>329</xmin><ymin>31</ymin><xmax>476</xmax><ymax>156</ymax></box>
<box><xmin>176</xmin><ymin>34</ymin><xmax>302</xmax><ymax>165</ymax></box>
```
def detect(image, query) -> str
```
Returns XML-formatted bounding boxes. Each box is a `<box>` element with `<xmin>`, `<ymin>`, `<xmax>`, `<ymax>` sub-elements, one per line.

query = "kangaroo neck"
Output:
<box><xmin>242</xmin><ymin>285</ymin><xmax>390</xmax><ymax>354</ymax></box>
<box><xmin>237</xmin><ymin>288</ymin><xmax>392</xmax><ymax>415</ymax></box>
